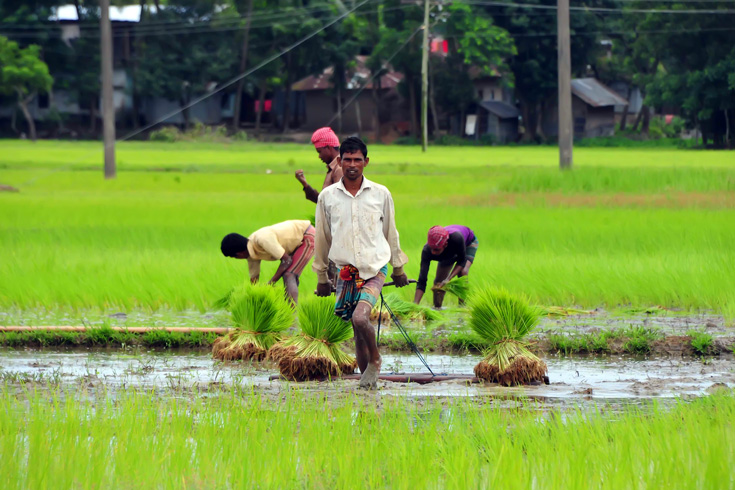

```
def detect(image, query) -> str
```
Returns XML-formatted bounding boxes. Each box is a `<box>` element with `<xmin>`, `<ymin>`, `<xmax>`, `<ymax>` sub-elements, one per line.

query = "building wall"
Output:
<box><xmin>473</xmin><ymin>79</ymin><xmax>513</xmax><ymax>104</ymax></box>
<box><xmin>300</xmin><ymin>91</ymin><xmax>380</xmax><ymax>133</ymax></box>
<box><xmin>542</xmin><ymin>96</ymin><xmax>616</xmax><ymax>138</ymax></box>
<box><xmin>584</xmin><ymin>106</ymin><xmax>616</xmax><ymax>137</ymax></box>
<box><xmin>142</xmin><ymin>96</ymin><xmax>223</xmax><ymax>125</ymax></box>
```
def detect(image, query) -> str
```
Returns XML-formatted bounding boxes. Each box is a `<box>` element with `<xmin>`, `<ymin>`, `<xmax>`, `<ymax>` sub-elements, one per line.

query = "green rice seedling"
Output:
<box><xmin>468</xmin><ymin>287</ymin><xmax>547</xmax><ymax>385</ymax></box>
<box><xmin>439</xmin><ymin>276</ymin><xmax>470</xmax><ymax>302</ymax></box>
<box><xmin>212</xmin><ymin>283</ymin><xmax>293</xmax><ymax>362</ymax></box>
<box><xmin>383</xmin><ymin>292</ymin><xmax>444</xmax><ymax>322</ymax></box>
<box><xmin>275</xmin><ymin>296</ymin><xmax>356</xmax><ymax>381</ymax></box>
<box><xmin>548</xmin><ymin>333</ymin><xmax>586</xmax><ymax>355</ymax></box>
<box><xmin>212</xmin><ymin>288</ymin><xmax>234</xmax><ymax>310</ymax></box>
<box><xmin>622</xmin><ymin>325</ymin><xmax>662</xmax><ymax>354</ymax></box>
<box><xmin>539</xmin><ymin>306</ymin><xmax>595</xmax><ymax>317</ymax></box>
<box><xmin>687</xmin><ymin>330</ymin><xmax>714</xmax><ymax>356</ymax></box>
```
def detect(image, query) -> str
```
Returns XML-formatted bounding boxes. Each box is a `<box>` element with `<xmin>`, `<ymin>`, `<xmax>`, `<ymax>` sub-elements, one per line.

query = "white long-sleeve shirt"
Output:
<box><xmin>313</xmin><ymin>176</ymin><xmax>408</xmax><ymax>283</ymax></box>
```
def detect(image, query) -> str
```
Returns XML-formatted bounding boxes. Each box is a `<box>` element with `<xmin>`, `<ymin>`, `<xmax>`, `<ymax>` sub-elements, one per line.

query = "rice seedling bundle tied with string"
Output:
<box><xmin>272</xmin><ymin>296</ymin><xmax>356</xmax><ymax>381</ymax></box>
<box><xmin>212</xmin><ymin>284</ymin><xmax>293</xmax><ymax>362</ymax></box>
<box><xmin>468</xmin><ymin>287</ymin><xmax>547</xmax><ymax>386</ymax></box>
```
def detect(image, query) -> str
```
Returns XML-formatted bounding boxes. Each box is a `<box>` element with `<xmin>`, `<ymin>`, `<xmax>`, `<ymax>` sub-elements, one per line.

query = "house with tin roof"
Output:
<box><xmin>290</xmin><ymin>56</ymin><xmax>405</xmax><ymax>136</ymax></box>
<box><xmin>542</xmin><ymin>78</ymin><xmax>628</xmax><ymax>138</ymax></box>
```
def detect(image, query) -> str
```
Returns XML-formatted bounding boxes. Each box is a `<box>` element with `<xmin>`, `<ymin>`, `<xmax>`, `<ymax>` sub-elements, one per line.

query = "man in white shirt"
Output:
<box><xmin>314</xmin><ymin>136</ymin><xmax>409</xmax><ymax>390</ymax></box>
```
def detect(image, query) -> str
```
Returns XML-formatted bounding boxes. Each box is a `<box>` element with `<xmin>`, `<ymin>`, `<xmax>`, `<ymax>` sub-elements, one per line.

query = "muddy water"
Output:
<box><xmin>1</xmin><ymin>349</ymin><xmax>732</xmax><ymax>403</ymax></box>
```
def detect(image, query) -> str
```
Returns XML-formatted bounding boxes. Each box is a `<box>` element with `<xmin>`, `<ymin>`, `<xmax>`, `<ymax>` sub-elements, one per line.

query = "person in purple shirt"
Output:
<box><xmin>413</xmin><ymin>225</ymin><xmax>479</xmax><ymax>308</ymax></box>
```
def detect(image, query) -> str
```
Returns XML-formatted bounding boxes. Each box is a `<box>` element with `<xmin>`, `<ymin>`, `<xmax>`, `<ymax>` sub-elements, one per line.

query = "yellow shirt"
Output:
<box><xmin>247</xmin><ymin>220</ymin><xmax>311</xmax><ymax>279</ymax></box>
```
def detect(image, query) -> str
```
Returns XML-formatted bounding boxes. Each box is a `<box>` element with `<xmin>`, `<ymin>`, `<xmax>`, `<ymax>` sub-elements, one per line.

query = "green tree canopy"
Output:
<box><xmin>0</xmin><ymin>35</ymin><xmax>53</xmax><ymax>141</ymax></box>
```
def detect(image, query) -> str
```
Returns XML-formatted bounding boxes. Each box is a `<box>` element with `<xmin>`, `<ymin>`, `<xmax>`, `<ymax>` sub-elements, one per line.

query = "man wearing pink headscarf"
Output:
<box><xmin>413</xmin><ymin>225</ymin><xmax>478</xmax><ymax>308</ymax></box>
<box><xmin>295</xmin><ymin>127</ymin><xmax>343</xmax><ymax>203</ymax></box>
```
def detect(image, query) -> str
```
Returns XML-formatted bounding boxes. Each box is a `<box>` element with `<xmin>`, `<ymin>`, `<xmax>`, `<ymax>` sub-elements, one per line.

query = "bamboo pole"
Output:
<box><xmin>0</xmin><ymin>326</ymin><xmax>232</xmax><ymax>334</ymax></box>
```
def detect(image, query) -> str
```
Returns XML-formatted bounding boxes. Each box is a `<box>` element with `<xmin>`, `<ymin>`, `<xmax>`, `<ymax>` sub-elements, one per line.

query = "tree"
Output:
<box><xmin>135</xmin><ymin>1</ymin><xmax>239</xmax><ymax>129</ymax></box>
<box><xmin>638</xmin><ymin>2</ymin><xmax>735</xmax><ymax>148</ymax></box>
<box><xmin>432</xmin><ymin>2</ymin><xmax>516</xmax><ymax>132</ymax></box>
<box><xmin>0</xmin><ymin>36</ymin><xmax>53</xmax><ymax>141</ymax></box>
<box><xmin>488</xmin><ymin>0</ymin><xmax>610</xmax><ymax>141</ymax></box>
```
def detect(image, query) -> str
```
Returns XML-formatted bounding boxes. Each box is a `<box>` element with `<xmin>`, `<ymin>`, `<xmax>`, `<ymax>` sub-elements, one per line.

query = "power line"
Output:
<box><xmin>326</xmin><ymin>25</ymin><xmax>425</xmax><ymax>128</ymax></box>
<box><xmin>1</xmin><ymin>3</ymin><xmax>416</xmax><ymax>40</ymax></box>
<box><xmin>0</xmin><ymin>1</ymin><xmax>370</xmax><ymax>30</ymax></box>
<box><xmin>117</xmin><ymin>0</ymin><xmax>372</xmax><ymax>143</ymax></box>
<box><xmin>465</xmin><ymin>0</ymin><xmax>735</xmax><ymax>13</ymax></box>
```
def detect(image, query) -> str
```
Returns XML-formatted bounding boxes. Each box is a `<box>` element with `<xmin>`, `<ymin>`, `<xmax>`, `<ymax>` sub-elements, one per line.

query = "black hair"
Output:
<box><xmin>221</xmin><ymin>233</ymin><xmax>249</xmax><ymax>257</ymax></box>
<box><xmin>339</xmin><ymin>136</ymin><xmax>368</xmax><ymax>158</ymax></box>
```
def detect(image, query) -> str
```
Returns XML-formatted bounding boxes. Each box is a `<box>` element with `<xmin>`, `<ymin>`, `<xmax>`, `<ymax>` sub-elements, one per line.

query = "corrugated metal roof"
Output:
<box><xmin>292</xmin><ymin>56</ymin><xmax>402</xmax><ymax>92</ymax></box>
<box><xmin>571</xmin><ymin>78</ymin><xmax>628</xmax><ymax>107</ymax></box>
<box><xmin>479</xmin><ymin>100</ymin><xmax>519</xmax><ymax>119</ymax></box>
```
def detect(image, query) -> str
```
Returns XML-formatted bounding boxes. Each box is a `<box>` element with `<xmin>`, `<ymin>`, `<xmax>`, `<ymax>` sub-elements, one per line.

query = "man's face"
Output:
<box><xmin>339</xmin><ymin>151</ymin><xmax>368</xmax><ymax>182</ymax></box>
<box><xmin>430</xmin><ymin>242</ymin><xmax>447</xmax><ymax>256</ymax></box>
<box><xmin>234</xmin><ymin>251</ymin><xmax>249</xmax><ymax>260</ymax></box>
<box><xmin>316</xmin><ymin>146</ymin><xmax>333</xmax><ymax>165</ymax></box>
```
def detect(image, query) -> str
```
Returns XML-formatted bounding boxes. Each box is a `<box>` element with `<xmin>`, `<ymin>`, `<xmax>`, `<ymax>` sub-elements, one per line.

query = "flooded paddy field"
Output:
<box><xmin>2</xmin><ymin>348</ymin><xmax>732</xmax><ymax>405</ymax></box>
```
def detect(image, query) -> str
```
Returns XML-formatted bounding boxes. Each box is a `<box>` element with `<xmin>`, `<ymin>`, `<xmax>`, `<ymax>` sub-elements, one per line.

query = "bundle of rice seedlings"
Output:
<box><xmin>212</xmin><ymin>283</ymin><xmax>293</xmax><ymax>362</ymax></box>
<box><xmin>468</xmin><ymin>287</ymin><xmax>547</xmax><ymax>386</ymax></box>
<box><xmin>382</xmin><ymin>292</ymin><xmax>444</xmax><ymax>322</ymax></box>
<box><xmin>437</xmin><ymin>276</ymin><xmax>470</xmax><ymax>302</ymax></box>
<box><xmin>277</xmin><ymin>297</ymin><xmax>357</xmax><ymax>381</ymax></box>
<box><xmin>369</xmin><ymin>307</ymin><xmax>391</xmax><ymax>326</ymax></box>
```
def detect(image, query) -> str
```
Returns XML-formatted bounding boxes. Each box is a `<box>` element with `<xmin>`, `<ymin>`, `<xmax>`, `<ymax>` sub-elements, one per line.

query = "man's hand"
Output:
<box><xmin>316</xmin><ymin>282</ymin><xmax>332</xmax><ymax>297</ymax></box>
<box><xmin>280</xmin><ymin>253</ymin><xmax>293</xmax><ymax>268</ymax></box>
<box><xmin>294</xmin><ymin>170</ymin><xmax>307</xmax><ymax>186</ymax></box>
<box><xmin>391</xmin><ymin>272</ymin><xmax>409</xmax><ymax>288</ymax></box>
<box><xmin>431</xmin><ymin>280</ymin><xmax>447</xmax><ymax>291</ymax></box>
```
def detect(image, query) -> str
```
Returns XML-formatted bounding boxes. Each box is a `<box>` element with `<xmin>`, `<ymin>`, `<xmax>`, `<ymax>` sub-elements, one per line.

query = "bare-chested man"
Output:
<box><xmin>314</xmin><ymin>137</ymin><xmax>409</xmax><ymax>390</ymax></box>
<box><xmin>294</xmin><ymin>127</ymin><xmax>343</xmax><ymax>203</ymax></box>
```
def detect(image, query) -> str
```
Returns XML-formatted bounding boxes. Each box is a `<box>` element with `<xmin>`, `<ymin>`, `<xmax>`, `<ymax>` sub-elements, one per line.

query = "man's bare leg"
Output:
<box><xmin>432</xmin><ymin>263</ymin><xmax>452</xmax><ymax>308</ymax></box>
<box><xmin>352</xmin><ymin>302</ymin><xmax>381</xmax><ymax>390</ymax></box>
<box><xmin>283</xmin><ymin>272</ymin><xmax>299</xmax><ymax>304</ymax></box>
<box><xmin>352</xmin><ymin>322</ymin><xmax>370</xmax><ymax>373</ymax></box>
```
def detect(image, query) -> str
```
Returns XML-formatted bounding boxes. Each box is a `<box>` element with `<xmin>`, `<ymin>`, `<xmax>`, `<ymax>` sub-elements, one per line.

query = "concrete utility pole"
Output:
<box><xmin>100</xmin><ymin>0</ymin><xmax>116</xmax><ymax>179</ymax></box>
<box><xmin>557</xmin><ymin>0</ymin><xmax>572</xmax><ymax>169</ymax></box>
<box><xmin>420</xmin><ymin>0</ymin><xmax>430</xmax><ymax>152</ymax></box>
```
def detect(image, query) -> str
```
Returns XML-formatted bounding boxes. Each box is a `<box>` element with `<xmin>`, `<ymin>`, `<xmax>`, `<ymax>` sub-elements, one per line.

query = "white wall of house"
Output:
<box><xmin>473</xmin><ymin>79</ymin><xmax>513</xmax><ymax>104</ymax></box>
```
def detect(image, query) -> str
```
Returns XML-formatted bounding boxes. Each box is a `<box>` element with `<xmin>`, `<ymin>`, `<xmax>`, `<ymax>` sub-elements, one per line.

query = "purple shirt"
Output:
<box><xmin>445</xmin><ymin>225</ymin><xmax>475</xmax><ymax>246</ymax></box>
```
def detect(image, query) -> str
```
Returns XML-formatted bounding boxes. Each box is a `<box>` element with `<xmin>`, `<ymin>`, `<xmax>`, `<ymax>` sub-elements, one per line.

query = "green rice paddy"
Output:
<box><xmin>1</xmin><ymin>139</ymin><xmax>734</xmax><ymax>487</ymax></box>
<box><xmin>0</xmin><ymin>387</ymin><xmax>733</xmax><ymax>489</ymax></box>
<box><xmin>1</xmin><ymin>140</ymin><xmax>734</xmax><ymax>316</ymax></box>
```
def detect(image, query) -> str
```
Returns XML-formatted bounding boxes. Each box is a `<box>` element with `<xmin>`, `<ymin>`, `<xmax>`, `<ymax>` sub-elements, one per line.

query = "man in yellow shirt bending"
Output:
<box><xmin>221</xmin><ymin>219</ymin><xmax>315</xmax><ymax>304</ymax></box>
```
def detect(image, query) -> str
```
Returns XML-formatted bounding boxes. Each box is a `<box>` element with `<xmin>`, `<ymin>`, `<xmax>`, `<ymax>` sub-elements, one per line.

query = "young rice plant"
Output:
<box><xmin>272</xmin><ymin>296</ymin><xmax>356</xmax><ymax>381</ymax></box>
<box><xmin>212</xmin><ymin>283</ymin><xmax>293</xmax><ymax>361</ymax></box>
<box><xmin>468</xmin><ymin>287</ymin><xmax>547</xmax><ymax>386</ymax></box>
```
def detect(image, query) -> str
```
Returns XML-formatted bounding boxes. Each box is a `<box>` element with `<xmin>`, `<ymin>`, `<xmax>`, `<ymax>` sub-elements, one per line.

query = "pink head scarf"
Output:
<box><xmin>427</xmin><ymin>226</ymin><xmax>449</xmax><ymax>249</ymax></box>
<box><xmin>311</xmin><ymin>127</ymin><xmax>340</xmax><ymax>149</ymax></box>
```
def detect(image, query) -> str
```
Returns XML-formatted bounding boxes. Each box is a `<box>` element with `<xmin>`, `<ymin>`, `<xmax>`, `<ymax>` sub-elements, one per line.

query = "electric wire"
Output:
<box><xmin>117</xmin><ymin>0</ymin><xmax>371</xmax><ymax>144</ymax></box>
<box><xmin>325</xmin><ymin>24</ymin><xmax>424</xmax><ymax>128</ymax></box>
